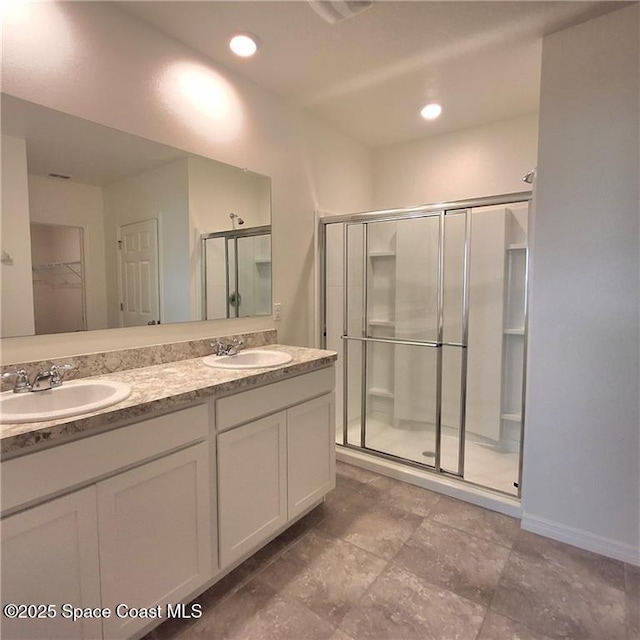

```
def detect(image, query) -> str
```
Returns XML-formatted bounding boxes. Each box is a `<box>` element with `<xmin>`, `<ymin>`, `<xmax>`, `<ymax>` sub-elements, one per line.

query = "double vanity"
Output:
<box><xmin>0</xmin><ymin>334</ymin><xmax>337</xmax><ymax>640</ymax></box>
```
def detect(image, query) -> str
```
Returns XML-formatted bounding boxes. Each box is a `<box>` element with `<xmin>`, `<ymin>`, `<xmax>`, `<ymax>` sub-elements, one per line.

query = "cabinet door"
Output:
<box><xmin>217</xmin><ymin>412</ymin><xmax>287</xmax><ymax>568</ymax></box>
<box><xmin>1</xmin><ymin>486</ymin><xmax>102</xmax><ymax>640</ymax></box>
<box><xmin>98</xmin><ymin>442</ymin><xmax>212</xmax><ymax>640</ymax></box>
<box><xmin>287</xmin><ymin>393</ymin><xmax>336</xmax><ymax>520</ymax></box>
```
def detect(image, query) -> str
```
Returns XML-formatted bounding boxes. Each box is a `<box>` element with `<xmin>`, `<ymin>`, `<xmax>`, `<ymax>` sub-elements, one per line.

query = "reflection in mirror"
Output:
<box><xmin>203</xmin><ymin>226</ymin><xmax>271</xmax><ymax>319</ymax></box>
<box><xmin>0</xmin><ymin>94</ymin><xmax>272</xmax><ymax>338</ymax></box>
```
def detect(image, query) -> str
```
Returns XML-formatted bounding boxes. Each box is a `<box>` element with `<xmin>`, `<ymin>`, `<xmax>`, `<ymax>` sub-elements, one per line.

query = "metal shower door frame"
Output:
<box><xmin>201</xmin><ymin>225</ymin><xmax>271</xmax><ymax>319</ymax></box>
<box><xmin>319</xmin><ymin>191</ymin><xmax>532</xmax><ymax>493</ymax></box>
<box><xmin>340</xmin><ymin>208</ymin><xmax>469</xmax><ymax>476</ymax></box>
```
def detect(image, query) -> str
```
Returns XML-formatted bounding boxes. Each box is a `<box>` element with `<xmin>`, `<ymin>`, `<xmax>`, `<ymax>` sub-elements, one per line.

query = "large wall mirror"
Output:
<box><xmin>1</xmin><ymin>95</ymin><xmax>272</xmax><ymax>339</ymax></box>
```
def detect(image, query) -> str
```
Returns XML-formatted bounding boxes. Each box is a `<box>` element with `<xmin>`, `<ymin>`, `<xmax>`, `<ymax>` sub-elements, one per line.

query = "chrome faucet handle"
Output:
<box><xmin>2</xmin><ymin>369</ymin><xmax>32</xmax><ymax>393</ymax></box>
<box><xmin>231</xmin><ymin>338</ymin><xmax>244</xmax><ymax>351</ymax></box>
<box><xmin>210</xmin><ymin>340</ymin><xmax>228</xmax><ymax>356</ymax></box>
<box><xmin>50</xmin><ymin>363</ymin><xmax>73</xmax><ymax>387</ymax></box>
<box><xmin>224</xmin><ymin>337</ymin><xmax>244</xmax><ymax>356</ymax></box>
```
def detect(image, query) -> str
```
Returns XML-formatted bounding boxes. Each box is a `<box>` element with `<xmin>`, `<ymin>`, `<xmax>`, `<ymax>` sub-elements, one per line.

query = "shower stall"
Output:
<box><xmin>320</xmin><ymin>192</ymin><xmax>530</xmax><ymax>496</ymax></box>
<box><xmin>202</xmin><ymin>226</ymin><xmax>272</xmax><ymax>320</ymax></box>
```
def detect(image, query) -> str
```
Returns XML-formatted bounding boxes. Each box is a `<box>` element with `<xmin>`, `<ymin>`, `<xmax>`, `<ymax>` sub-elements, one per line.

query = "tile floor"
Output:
<box><xmin>145</xmin><ymin>462</ymin><xmax>639</xmax><ymax>640</ymax></box>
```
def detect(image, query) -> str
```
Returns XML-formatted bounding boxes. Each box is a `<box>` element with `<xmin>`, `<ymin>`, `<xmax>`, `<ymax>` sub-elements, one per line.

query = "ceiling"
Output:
<box><xmin>2</xmin><ymin>95</ymin><xmax>189</xmax><ymax>186</ymax></box>
<box><xmin>118</xmin><ymin>1</ymin><xmax>630</xmax><ymax>148</ymax></box>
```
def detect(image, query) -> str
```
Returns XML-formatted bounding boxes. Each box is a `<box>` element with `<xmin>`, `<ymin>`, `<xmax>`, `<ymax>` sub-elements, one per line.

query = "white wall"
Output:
<box><xmin>523</xmin><ymin>5</ymin><xmax>639</xmax><ymax>563</ymax></box>
<box><xmin>0</xmin><ymin>135</ymin><xmax>35</xmax><ymax>338</ymax></box>
<box><xmin>0</xmin><ymin>1</ymin><xmax>372</xmax><ymax>361</ymax></box>
<box><xmin>188</xmin><ymin>157</ymin><xmax>271</xmax><ymax>235</ymax></box>
<box><xmin>28</xmin><ymin>174</ymin><xmax>108</xmax><ymax>331</ymax></box>
<box><xmin>373</xmin><ymin>113</ymin><xmax>538</xmax><ymax>209</ymax></box>
<box><xmin>102</xmin><ymin>158</ymin><xmax>190</xmax><ymax>326</ymax></box>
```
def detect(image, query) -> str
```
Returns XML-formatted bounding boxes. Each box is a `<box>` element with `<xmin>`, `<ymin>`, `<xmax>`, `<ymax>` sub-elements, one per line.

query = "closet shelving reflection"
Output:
<box><xmin>32</xmin><ymin>261</ymin><xmax>83</xmax><ymax>289</ymax></box>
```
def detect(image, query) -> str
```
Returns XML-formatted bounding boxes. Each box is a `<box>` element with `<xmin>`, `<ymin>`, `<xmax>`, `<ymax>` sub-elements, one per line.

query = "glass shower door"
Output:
<box><xmin>343</xmin><ymin>214</ymin><xmax>449</xmax><ymax>469</ymax></box>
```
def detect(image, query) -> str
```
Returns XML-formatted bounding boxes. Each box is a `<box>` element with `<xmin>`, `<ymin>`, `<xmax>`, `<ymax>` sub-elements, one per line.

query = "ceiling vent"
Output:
<box><xmin>308</xmin><ymin>1</ymin><xmax>374</xmax><ymax>25</ymax></box>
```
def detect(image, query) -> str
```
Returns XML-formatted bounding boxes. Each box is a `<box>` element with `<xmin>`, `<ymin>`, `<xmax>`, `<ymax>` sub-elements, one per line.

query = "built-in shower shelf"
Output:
<box><xmin>368</xmin><ymin>319</ymin><xmax>395</xmax><ymax>327</ymax></box>
<box><xmin>368</xmin><ymin>251</ymin><xmax>396</xmax><ymax>259</ymax></box>
<box><xmin>507</xmin><ymin>243</ymin><xmax>527</xmax><ymax>251</ymax></box>
<box><xmin>368</xmin><ymin>387</ymin><xmax>394</xmax><ymax>399</ymax></box>
<box><xmin>501</xmin><ymin>413</ymin><xmax>522</xmax><ymax>422</ymax></box>
<box><xmin>504</xmin><ymin>328</ymin><xmax>525</xmax><ymax>335</ymax></box>
<box><xmin>254</xmin><ymin>259</ymin><xmax>271</xmax><ymax>265</ymax></box>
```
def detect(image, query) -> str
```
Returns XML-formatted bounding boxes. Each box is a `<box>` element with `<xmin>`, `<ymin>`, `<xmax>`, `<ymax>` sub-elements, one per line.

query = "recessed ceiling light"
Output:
<box><xmin>229</xmin><ymin>34</ymin><xmax>258</xmax><ymax>58</ymax></box>
<box><xmin>421</xmin><ymin>103</ymin><xmax>442</xmax><ymax>120</ymax></box>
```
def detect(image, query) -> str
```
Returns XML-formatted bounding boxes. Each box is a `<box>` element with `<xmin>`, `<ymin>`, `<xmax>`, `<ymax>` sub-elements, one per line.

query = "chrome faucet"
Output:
<box><xmin>31</xmin><ymin>370</ymin><xmax>55</xmax><ymax>391</ymax></box>
<box><xmin>3</xmin><ymin>364</ymin><xmax>74</xmax><ymax>393</ymax></box>
<box><xmin>211</xmin><ymin>338</ymin><xmax>245</xmax><ymax>356</ymax></box>
<box><xmin>2</xmin><ymin>369</ymin><xmax>32</xmax><ymax>393</ymax></box>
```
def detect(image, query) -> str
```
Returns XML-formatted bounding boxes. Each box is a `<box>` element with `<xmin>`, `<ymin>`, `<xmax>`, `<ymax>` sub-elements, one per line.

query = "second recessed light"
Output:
<box><xmin>229</xmin><ymin>34</ymin><xmax>259</xmax><ymax>58</ymax></box>
<box><xmin>421</xmin><ymin>103</ymin><xmax>442</xmax><ymax>120</ymax></box>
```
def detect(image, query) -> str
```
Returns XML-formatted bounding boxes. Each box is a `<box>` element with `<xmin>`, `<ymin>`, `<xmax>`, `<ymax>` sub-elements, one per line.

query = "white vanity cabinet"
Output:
<box><xmin>1</xmin><ymin>486</ymin><xmax>102</xmax><ymax>640</ymax></box>
<box><xmin>0</xmin><ymin>359</ymin><xmax>336</xmax><ymax>640</ymax></box>
<box><xmin>1</xmin><ymin>404</ymin><xmax>213</xmax><ymax>640</ymax></box>
<box><xmin>216</xmin><ymin>367</ymin><xmax>335</xmax><ymax>568</ymax></box>
<box><xmin>287</xmin><ymin>393</ymin><xmax>336</xmax><ymax>519</ymax></box>
<box><xmin>218</xmin><ymin>412</ymin><xmax>288</xmax><ymax>567</ymax></box>
<box><xmin>98</xmin><ymin>442</ymin><xmax>212</xmax><ymax>640</ymax></box>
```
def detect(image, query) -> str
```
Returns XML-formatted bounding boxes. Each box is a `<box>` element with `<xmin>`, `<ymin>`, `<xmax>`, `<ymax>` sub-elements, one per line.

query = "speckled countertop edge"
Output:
<box><xmin>1</xmin><ymin>345</ymin><xmax>337</xmax><ymax>459</ymax></box>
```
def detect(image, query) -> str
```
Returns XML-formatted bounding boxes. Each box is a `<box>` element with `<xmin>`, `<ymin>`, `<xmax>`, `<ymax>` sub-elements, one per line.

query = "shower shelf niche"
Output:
<box><xmin>368</xmin><ymin>387</ymin><xmax>395</xmax><ymax>399</ymax></box>
<box><xmin>501</xmin><ymin>412</ymin><xmax>522</xmax><ymax>422</ymax></box>
<box><xmin>368</xmin><ymin>319</ymin><xmax>395</xmax><ymax>327</ymax></box>
<box><xmin>499</xmin><ymin>204</ymin><xmax>529</xmax><ymax>455</ymax></box>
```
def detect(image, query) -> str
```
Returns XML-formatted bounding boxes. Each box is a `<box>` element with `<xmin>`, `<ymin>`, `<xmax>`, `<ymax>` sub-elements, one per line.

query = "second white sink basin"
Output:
<box><xmin>0</xmin><ymin>380</ymin><xmax>132</xmax><ymax>424</ymax></box>
<box><xmin>203</xmin><ymin>350</ymin><xmax>293</xmax><ymax>370</ymax></box>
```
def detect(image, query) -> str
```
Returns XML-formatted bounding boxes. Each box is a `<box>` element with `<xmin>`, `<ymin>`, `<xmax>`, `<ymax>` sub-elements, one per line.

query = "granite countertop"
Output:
<box><xmin>1</xmin><ymin>345</ymin><xmax>337</xmax><ymax>459</ymax></box>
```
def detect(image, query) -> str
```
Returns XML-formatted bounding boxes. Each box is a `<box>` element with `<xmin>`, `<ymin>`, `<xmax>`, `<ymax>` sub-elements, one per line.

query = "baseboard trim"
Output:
<box><xmin>521</xmin><ymin>512</ymin><xmax>640</xmax><ymax>566</ymax></box>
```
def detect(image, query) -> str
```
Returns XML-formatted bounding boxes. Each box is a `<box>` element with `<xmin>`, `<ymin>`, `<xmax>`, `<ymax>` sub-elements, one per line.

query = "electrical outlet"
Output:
<box><xmin>273</xmin><ymin>302</ymin><xmax>282</xmax><ymax>322</ymax></box>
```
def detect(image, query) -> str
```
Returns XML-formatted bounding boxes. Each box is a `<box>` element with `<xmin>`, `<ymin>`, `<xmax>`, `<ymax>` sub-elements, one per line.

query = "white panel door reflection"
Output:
<box><xmin>119</xmin><ymin>219</ymin><xmax>160</xmax><ymax>327</ymax></box>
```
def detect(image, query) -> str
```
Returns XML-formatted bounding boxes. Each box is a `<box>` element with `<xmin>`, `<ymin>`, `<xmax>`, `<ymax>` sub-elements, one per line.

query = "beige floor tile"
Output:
<box><xmin>317</xmin><ymin>483</ymin><xmax>422</xmax><ymax>560</ymax></box>
<box><xmin>492</xmin><ymin>535</ymin><xmax>627</xmax><ymax>640</ymax></box>
<box><xmin>392</xmin><ymin>519</ymin><xmax>510</xmax><ymax>606</ymax></box>
<box><xmin>180</xmin><ymin>580</ymin><xmax>335</xmax><ymax>640</ymax></box>
<box><xmin>369</xmin><ymin>474</ymin><xmax>441</xmax><ymax>517</ymax></box>
<box><xmin>626</xmin><ymin>563</ymin><xmax>640</xmax><ymax>640</ymax></box>
<box><xmin>477</xmin><ymin>611</ymin><xmax>555</xmax><ymax>640</ymax></box>
<box><xmin>340</xmin><ymin>564</ymin><xmax>485</xmax><ymax>640</ymax></box>
<box><xmin>256</xmin><ymin>530</ymin><xmax>387</xmax><ymax>626</ymax></box>
<box><xmin>429</xmin><ymin>495</ymin><xmax>521</xmax><ymax>548</ymax></box>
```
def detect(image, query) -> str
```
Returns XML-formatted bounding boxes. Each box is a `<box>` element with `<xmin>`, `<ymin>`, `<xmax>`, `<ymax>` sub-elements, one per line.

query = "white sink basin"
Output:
<box><xmin>202</xmin><ymin>350</ymin><xmax>293</xmax><ymax>370</ymax></box>
<box><xmin>0</xmin><ymin>380</ymin><xmax>132</xmax><ymax>424</ymax></box>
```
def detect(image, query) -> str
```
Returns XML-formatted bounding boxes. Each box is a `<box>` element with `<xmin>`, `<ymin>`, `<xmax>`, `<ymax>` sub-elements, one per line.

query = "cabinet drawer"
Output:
<box><xmin>2</xmin><ymin>403</ymin><xmax>209</xmax><ymax>515</ymax></box>
<box><xmin>216</xmin><ymin>367</ymin><xmax>335</xmax><ymax>431</ymax></box>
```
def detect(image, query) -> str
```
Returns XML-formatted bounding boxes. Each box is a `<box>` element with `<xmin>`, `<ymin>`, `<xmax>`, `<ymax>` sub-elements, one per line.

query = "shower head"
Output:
<box><xmin>229</xmin><ymin>213</ymin><xmax>245</xmax><ymax>227</ymax></box>
<box><xmin>522</xmin><ymin>168</ymin><xmax>537</xmax><ymax>184</ymax></box>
